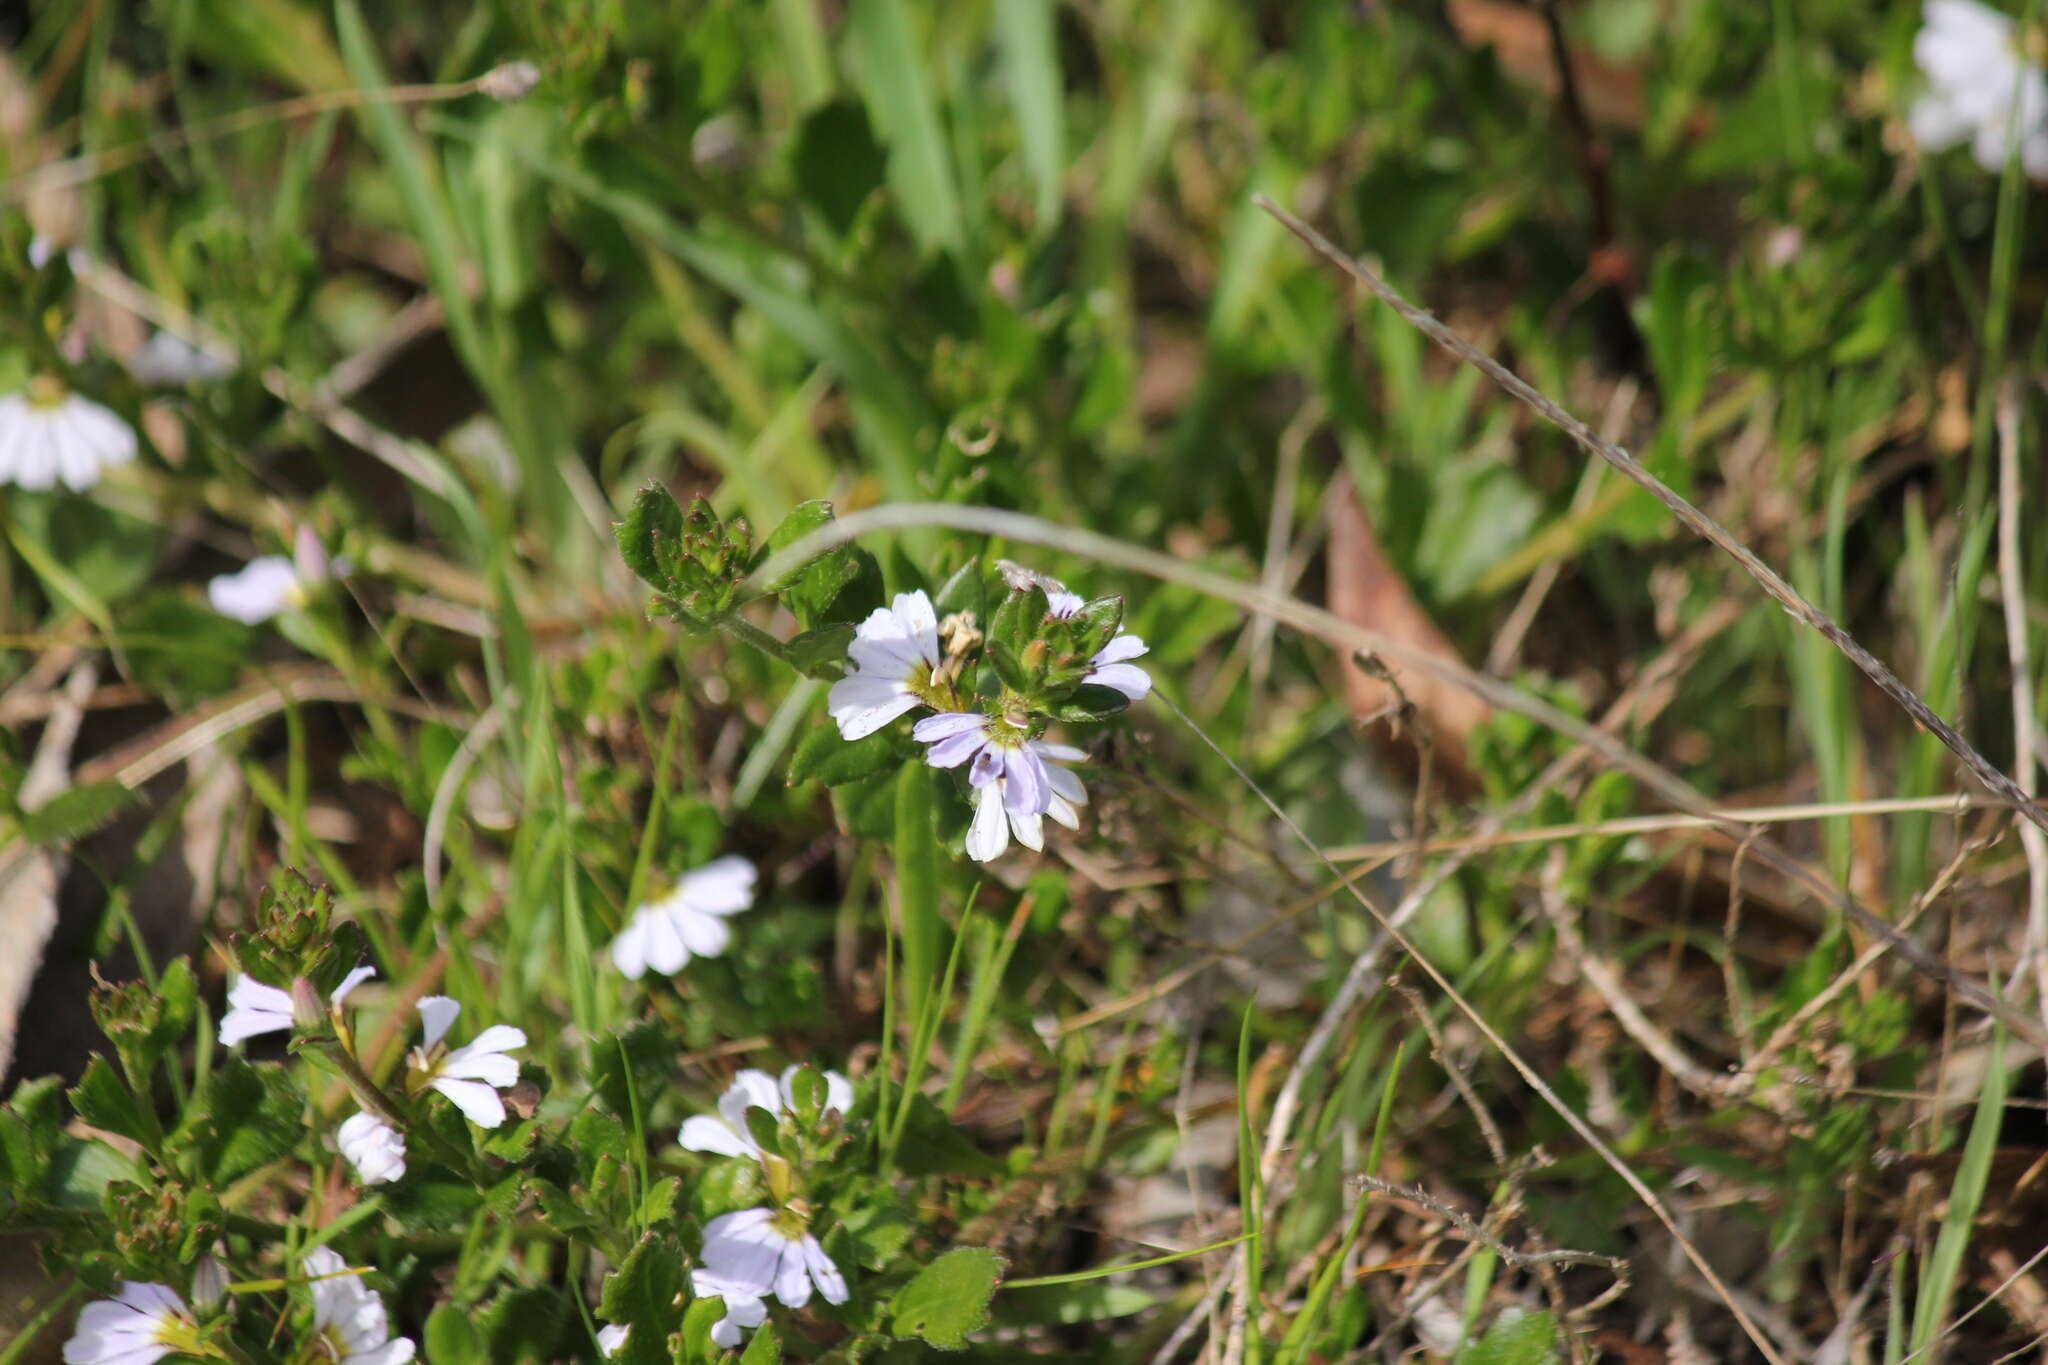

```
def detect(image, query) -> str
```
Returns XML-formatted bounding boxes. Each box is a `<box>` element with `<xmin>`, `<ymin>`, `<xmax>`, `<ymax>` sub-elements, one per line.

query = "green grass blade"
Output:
<box><xmin>1908</xmin><ymin>1019</ymin><xmax>2007</xmax><ymax>1356</ymax></box>
<box><xmin>849</xmin><ymin>0</ymin><xmax>963</xmax><ymax>257</ymax></box>
<box><xmin>993</xmin><ymin>0</ymin><xmax>1064</xmax><ymax>231</ymax></box>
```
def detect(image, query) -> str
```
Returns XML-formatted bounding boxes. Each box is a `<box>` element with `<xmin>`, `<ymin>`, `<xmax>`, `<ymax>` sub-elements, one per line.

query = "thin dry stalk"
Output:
<box><xmin>1996</xmin><ymin>378</ymin><xmax>2048</xmax><ymax>1038</ymax></box>
<box><xmin>1253</xmin><ymin>195</ymin><xmax>2048</xmax><ymax>846</ymax></box>
<box><xmin>1154</xmin><ymin>692</ymin><xmax>1788</xmax><ymax>1365</ymax></box>
<box><xmin>1537</xmin><ymin>847</ymin><xmax>1723</xmax><ymax>1098</ymax></box>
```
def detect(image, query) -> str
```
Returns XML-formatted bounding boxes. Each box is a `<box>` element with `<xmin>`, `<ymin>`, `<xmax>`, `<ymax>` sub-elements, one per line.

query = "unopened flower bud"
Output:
<box><xmin>190</xmin><ymin>1253</ymin><xmax>228</xmax><ymax>1311</ymax></box>
<box><xmin>290</xmin><ymin>978</ymin><xmax>325</xmax><ymax>1032</ymax></box>
<box><xmin>477</xmin><ymin>61</ymin><xmax>541</xmax><ymax>101</ymax></box>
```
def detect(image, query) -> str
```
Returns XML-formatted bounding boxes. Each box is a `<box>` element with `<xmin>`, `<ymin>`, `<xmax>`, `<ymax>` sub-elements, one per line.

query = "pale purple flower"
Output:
<box><xmin>218</xmin><ymin>966</ymin><xmax>375</xmax><ymax>1046</ymax></box>
<box><xmin>408</xmin><ymin>997</ymin><xmax>525</xmax><ymax>1129</ymax></box>
<box><xmin>336</xmin><ymin>1111</ymin><xmax>406</xmax><ymax>1185</ymax></box>
<box><xmin>0</xmin><ymin>383</ymin><xmax>136</xmax><ymax>492</ymax></box>
<box><xmin>1911</xmin><ymin>0</ymin><xmax>2048</xmax><ymax>177</ymax></box>
<box><xmin>914</xmin><ymin>712</ymin><xmax>1050</xmax><ymax>801</ymax></box>
<box><xmin>700</xmin><ymin>1208</ymin><xmax>848</xmax><ymax>1310</ymax></box>
<box><xmin>967</xmin><ymin>742</ymin><xmax>1087</xmax><ymax>862</ymax></box>
<box><xmin>691</xmin><ymin>1268</ymin><xmax>771</xmax><ymax>1348</ymax></box>
<box><xmin>679</xmin><ymin>1065</ymin><xmax>855</xmax><ymax>1159</ymax></box>
<box><xmin>609</xmin><ymin>855</ymin><xmax>757</xmax><ymax>979</ymax></box>
<box><xmin>827</xmin><ymin>591</ymin><xmax>942</xmax><ymax>739</ymax></box>
<box><xmin>304</xmin><ymin>1247</ymin><xmax>415</xmax><ymax>1365</ymax></box>
<box><xmin>62</xmin><ymin>1282</ymin><xmax>195</xmax><ymax>1365</ymax></box>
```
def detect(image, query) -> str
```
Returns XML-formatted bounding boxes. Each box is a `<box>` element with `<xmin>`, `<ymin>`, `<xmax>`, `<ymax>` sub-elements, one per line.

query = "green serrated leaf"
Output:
<box><xmin>427</xmin><ymin>1304</ymin><xmax>487</xmax><ymax>1365</ymax></box>
<box><xmin>0</xmin><ymin>1075</ymin><xmax>64</xmax><ymax>1194</ymax></box>
<box><xmin>739</xmin><ymin>1321</ymin><xmax>781</xmax><ymax>1365</ymax></box>
<box><xmin>1455</xmin><ymin>1309</ymin><xmax>1561</xmax><ymax>1365</ymax></box>
<box><xmin>484</xmin><ymin>1286</ymin><xmax>566</xmax><ymax>1364</ymax></box>
<box><xmin>789</xmin><ymin>724</ymin><xmax>913</xmax><ymax>788</ymax></box>
<box><xmin>594</xmin><ymin>1019</ymin><xmax>672</xmax><ymax>1119</ymax></box>
<box><xmin>600</xmin><ymin>1234</ymin><xmax>687</xmax><ymax>1365</ymax></box>
<box><xmin>172</xmin><ymin>1060</ymin><xmax>304</xmax><ymax>1185</ymax></box>
<box><xmin>1044</xmin><ymin>685</ymin><xmax>1132</xmax><ymax>723</ymax></box>
<box><xmin>786</xmin><ymin>624</ymin><xmax>855</xmax><ymax>679</ymax></box>
<box><xmin>639</xmin><ymin>1175</ymin><xmax>682</xmax><ymax>1227</ymax></box>
<box><xmin>889</xmin><ymin>1247</ymin><xmax>1005</xmax><ymax>1349</ymax></box>
<box><xmin>832</xmin><ymin>770</ymin><xmax>899</xmax><ymax>841</ymax></box>
<box><xmin>889</xmin><ymin>1094</ymin><xmax>1004</xmax><ymax>1177</ymax></box>
<box><xmin>67</xmin><ymin>1057</ymin><xmax>150</xmax><ymax>1147</ymax></box>
<box><xmin>619</xmin><ymin>484</ymin><xmax>688</xmax><ymax>597</ymax></box>
<box><xmin>385</xmin><ymin>1172</ymin><xmax>486</xmax><ymax>1233</ymax></box>
<box><xmin>21</xmin><ymin>780</ymin><xmax>137</xmax><ymax>846</ymax></box>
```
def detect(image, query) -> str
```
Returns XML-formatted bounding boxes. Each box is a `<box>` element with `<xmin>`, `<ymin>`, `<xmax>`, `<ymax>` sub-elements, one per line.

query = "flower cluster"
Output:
<box><xmin>62</xmin><ymin>1249</ymin><xmax>415</xmax><ymax>1365</ymax></box>
<box><xmin>827</xmin><ymin>567</ymin><xmax>1148</xmax><ymax>862</ymax></box>
<box><xmin>1911</xmin><ymin>0</ymin><xmax>2048</xmax><ymax>177</ymax></box>
<box><xmin>682</xmin><ymin>1066</ymin><xmax>855</xmax><ymax>1343</ymax></box>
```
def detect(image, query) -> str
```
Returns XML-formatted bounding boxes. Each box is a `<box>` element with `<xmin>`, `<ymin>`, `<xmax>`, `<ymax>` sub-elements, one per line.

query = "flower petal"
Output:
<box><xmin>416</xmin><ymin>996</ymin><xmax>461</xmax><ymax>1050</ymax></box>
<box><xmin>431</xmin><ymin>1077</ymin><xmax>507</xmax><ymax>1129</ymax></box>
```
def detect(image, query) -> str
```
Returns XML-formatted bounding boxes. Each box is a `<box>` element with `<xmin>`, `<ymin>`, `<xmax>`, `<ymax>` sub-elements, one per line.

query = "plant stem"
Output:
<box><xmin>717</xmin><ymin>613</ymin><xmax>794</xmax><ymax>667</ymax></box>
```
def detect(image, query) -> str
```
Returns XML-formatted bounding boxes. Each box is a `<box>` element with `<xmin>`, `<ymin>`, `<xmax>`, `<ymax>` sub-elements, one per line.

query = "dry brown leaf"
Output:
<box><xmin>1446</xmin><ymin>0</ymin><xmax>1647</xmax><ymax>130</ymax></box>
<box><xmin>1325</xmin><ymin>473</ymin><xmax>1491</xmax><ymax>788</ymax></box>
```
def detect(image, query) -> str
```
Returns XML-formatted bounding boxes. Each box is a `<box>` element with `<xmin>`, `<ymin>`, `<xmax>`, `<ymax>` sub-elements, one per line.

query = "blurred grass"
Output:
<box><xmin>10</xmin><ymin>0</ymin><xmax>2048</xmax><ymax>1358</ymax></box>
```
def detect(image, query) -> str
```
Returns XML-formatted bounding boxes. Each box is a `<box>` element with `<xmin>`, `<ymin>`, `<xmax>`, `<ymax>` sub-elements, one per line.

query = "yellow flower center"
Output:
<box><xmin>25</xmin><ymin>374</ymin><xmax>66</xmax><ymax>409</ymax></box>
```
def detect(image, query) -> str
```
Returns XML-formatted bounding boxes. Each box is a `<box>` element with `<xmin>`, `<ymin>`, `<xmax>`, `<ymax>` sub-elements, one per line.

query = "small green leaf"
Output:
<box><xmin>788</xmin><ymin>724</ymin><xmax>914</xmax><ymax>788</ymax></box>
<box><xmin>889</xmin><ymin>1247</ymin><xmax>1005</xmax><ymax>1349</ymax></box>
<box><xmin>1044</xmin><ymin>685</ymin><xmax>1132</xmax><ymax>722</ymax></box>
<box><xmin>890</xmin><ymin>1093</ymin><xmax>1003</xmax><ymax>1177</ymax></box>
<box><xmin>426</xmin><ymin>1304</ymin><xmax>487</xmax><ymax>1365</ymax></box>
<box><xmin>600</xmin><ymin>1234</ymin><xmax>687</xmax><ymax>1365</ymax></box>
<box><xmin>20</xmin><ymin>781</ymin><xmax>137</xmax><ymax>846</ymax></box>
<box><xmin>594</xmin><ymin>1019</ymin><xmax>672</xmax><ymax>1119</ymax></box>
<box><xmin>0</xmin><ymin>1075</ymin><xmax>64</xmax><ymax>1194</ymax></box>
<box><xmin>171</xmin><ymin>1061</ymin><xmax>305</xmax><ymax>1186</ymax></box>
<box><xmin>618</xmin><ymin>483</ymin><xmax>687</xmax><ymax>596</ymax></box>
<box><xmin>384</xmin><ymin>1173</ymin><xmax>485</xmax><ymax>1233</ymax></box>
<box><xmin>67</xmin><ymin>1057</ymin><xmax>150</xmax><ymax>1147</ymax></box>
<box><xmin>786</xmin><ymin>623</ymin><xmax>855</xmax><ymax>678</ymax></box>
<box><xmin>739</xmin><ymin>1321</ymin><xmax>781</xmax><ymax>1365</ymax></box>
<box><xmin>483</xmin><ymin>1288</ymin><xmax>566</xmax><ymax>1364</ymax></box>
<box><xmin>1455</xmin><ymin>1309</ymin><xmax>1562</xmax><ymax>1365</ymax></box>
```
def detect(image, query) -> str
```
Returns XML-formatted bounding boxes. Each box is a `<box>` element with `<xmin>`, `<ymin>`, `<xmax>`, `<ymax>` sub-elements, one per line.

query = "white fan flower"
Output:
<box><xmin>1911</xmin><ymin>0</ymin><xmax>2048</xmax><ymax>177</ymax></box>
<box><xmin>609</xmin><ymin>855</ymin><xmax>758</xmax><ymax>979</ymax></box>
<box><xmin>218</xmin><ymin>966</ymin><xmax>375</xmax><ymax>1046</ymax></box>
<box><xmin>966</xmin><ymin>742</ymin><xmax>1088</xmax><ymax>863</ymax></box>
<box><xmin>679</xmin><ymin>1065</ymin><xmax>855</xmax><ymax>1158</ymax></box>
<box><xmin>595</xmin><ymin>1323</ymin><xmax>630</xmax><ymax>1356</ymax></box>
<box><xmin>406</xmin><ymin>996</ymin><xmax>526</xmax><ymax>1129</ymax></box>
<box><xmin>303</xmin><ymin>1247</ymin><xmax>416</xmax><ymax>1365</ymax></box>
<box><xmin>0</xmin><ymin>378</ymin><xmax>137</xmax><ymax>492</ymax></box>
<box><xmin>827</xmin><ymin>590</ymin><xmax>943</xmax><ymax>739</ymax></box>
<box><xmin>62</xmin><ymin>1282</ymin><xmax>197</xmax><ymax>1365</ymax></box>
<box><xmin>209</xmin><ymin>527</ymin><xmax>341</xmax><ymax>624</ymax></box>
<box><xmin>690</xmin><ymin>1268</ymin><xmax>771</xmax><ymax>1348</ymax></box>
<box><xmin>336</xmin><ymin>1111</ymin><xmax>407</xmax><ymax>1185</ymax></box>
<box><xmin>699</xmin><ymin>1207</ymin><xmax>848</xmax><ymax>1310</ymax></box>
